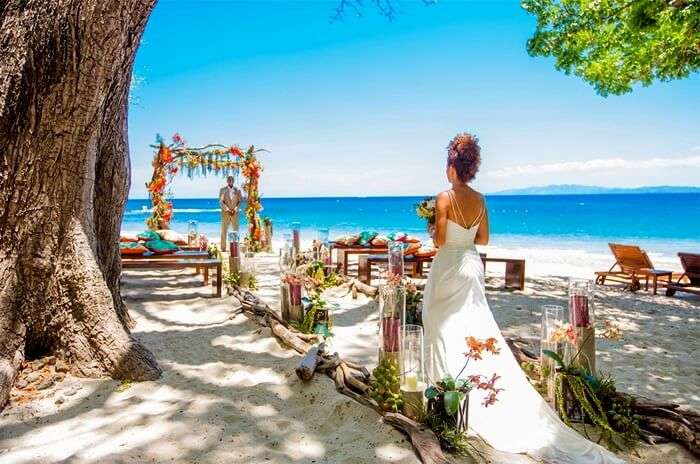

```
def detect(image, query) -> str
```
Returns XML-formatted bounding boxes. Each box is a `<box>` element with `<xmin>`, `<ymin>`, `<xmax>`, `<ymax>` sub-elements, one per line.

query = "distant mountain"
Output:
<box><xmin>491</xmin><ymin>185</ymin><xmax>700</xmax><ymax>196</ymax></box>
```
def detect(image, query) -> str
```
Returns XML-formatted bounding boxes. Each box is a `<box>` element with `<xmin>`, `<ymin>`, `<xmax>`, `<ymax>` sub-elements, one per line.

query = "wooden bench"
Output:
<box><xmin>121</xmin><ymin>250</ymin><xmax>210</xmax><ymax>260</ymax></box>
<box><xmin>482</xmin><ymin>257</ymin><xmax>526</xmax><ymax>291</ymax></box>
<box><xmin>358</xmin><ymin>254</ymin><xmax>432</xmax><ymax>284</ymax></box>
<box><xmin>121</xmin><ymin>258</ymin><xmax>223</xmax><ymax>297</ymax></box>
<box><xmin>333</xmin><ymin>245</ymin><xmax>388</xmax><ymax>275</ymax></box>
<box><xmin>358</xmin><ymin>253</ymin><xmax>526</xmax><ymax>290</ymax></box>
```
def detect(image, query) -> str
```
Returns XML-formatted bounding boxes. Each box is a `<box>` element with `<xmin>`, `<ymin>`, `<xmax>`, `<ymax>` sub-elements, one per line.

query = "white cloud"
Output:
<box><xmin>485</xmin><ymin>155</ymin><xmax>700</xmax><ymax>178</ymax></box>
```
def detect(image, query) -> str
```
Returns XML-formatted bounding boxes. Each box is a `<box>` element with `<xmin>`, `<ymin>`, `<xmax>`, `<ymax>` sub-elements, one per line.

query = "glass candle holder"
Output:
<box><xmin>187</xmin><ymin>220</ymin><xmax>199</xmax><ymax>245</ymax></box>
<box><xmin>567</xmin><ymin>279</ymin><xmax>596</xmax><ymax>375</ymax></box>
<box><xmin>400</xmin><ymin>324</ymin><xmax>425</xmax><ymax>391</ymax></box>
<box><xmin>291</xmin><ymin>222</ymin><xmax>301</xmax><ymax>253</ymax></box>
<box><xmin>286</xmin><ymin>272</ymin><xmax>305</xmax><ymax>322</ymax></box>
<box><xmin>540</xmin><ymin>304</ymin><xmax>565</xmax><ymax>403</ymax></box>
<box><xmin>400</xmin><ymin>324</ymin><xmax>426</xmax><ymax>420</ymax></box>
<box><xmin>378</xmin><ymin>283</ymin><xmax>406</xmax><ymax>363</ymax></box>
<box><xmin>388</xmin><ymin>241</ymin><xmax>404</xmax><ymax>279</ymax></box>
<box><xmin>229</xmin><ymin>231</ymin><xmax>240</xmax><ymax>258</ymax></box>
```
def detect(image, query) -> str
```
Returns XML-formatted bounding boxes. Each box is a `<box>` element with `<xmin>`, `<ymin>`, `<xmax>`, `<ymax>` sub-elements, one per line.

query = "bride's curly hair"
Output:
<box><xmin>447</xmin><ymin>132</ymin><xmax>481</xmax><ymax>183</ymax></box>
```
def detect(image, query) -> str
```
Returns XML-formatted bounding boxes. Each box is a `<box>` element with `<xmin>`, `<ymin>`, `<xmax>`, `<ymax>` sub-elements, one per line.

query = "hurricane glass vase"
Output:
<box><xmin>378</xmin><ymin>283</ymin><xmax>406</xmax><ymax>365</ymax></box>
<box><xmin>187</xmin><ymin>220</ymin><xmax>199</xmax><ymax>245</ymax></box>
<box><xmin>400</xmin><ymin>324</ymin><xmax>426</xmax><ymax>419</ymax></box>
<box><xmin>567</xmin><ymin>279</ymin><xmax>596</xmax><ymax>375</ymax></box>
<box><xmin>540</xmin><ymin>304</ymin><xmax>565</xmax><ymax>403</ymax></box>
<box><xmin>387</xmin><ymin>241</ymin><xmax>404</xmax><ymax>279</ymax></box>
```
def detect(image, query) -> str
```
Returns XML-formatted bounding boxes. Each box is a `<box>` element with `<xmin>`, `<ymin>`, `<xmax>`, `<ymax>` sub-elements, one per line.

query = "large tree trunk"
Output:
<box><xmin>0</xmin><ymin>0</ymin><xmax>160</xmax><ymax>408</ymax></box>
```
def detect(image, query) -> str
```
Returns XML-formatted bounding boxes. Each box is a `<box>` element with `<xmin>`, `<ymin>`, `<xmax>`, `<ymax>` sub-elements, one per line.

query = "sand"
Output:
<box><xmin>0</xmin><ymin>244</ymin><xmax>698</xmax><ymax>464</ymax></box>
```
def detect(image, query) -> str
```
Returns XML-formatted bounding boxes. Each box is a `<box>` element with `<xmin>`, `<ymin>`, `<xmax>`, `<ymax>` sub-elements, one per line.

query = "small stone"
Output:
<box><xmin>15</xmin><ymin>379</ymin><xmax>28</xmax><ymax>389</ymax></box>
<box><xmin>32</xmin><ymin>358</ymin><xmax>48</xmax><ymax>370</ymax></box>
<box><xmin>25</xmin><ymin>372</ymin><xmax>41</xmax><ymax>383</ymax></box>
<box><xmin>37</xmin><ymin>378</ymin><xmax>54</xmax><ymax>390</ymax></box>
<box><xmin>55</xmin><ymin>397</ymin><xmax>64</xmax><ymax>405</ymax></box>
<box><xmin>54</xmin><ymin>360</ymin><xmax>70</xmax><ymax>373</ymax></box>
<box><xmin>54</xmin><ymin>373</ymin><xmax>65</xmax><ymax>382</ymax></box>
<box><xmin>63</xmin><ymin>386</ymin><xmax>80</xmax><ymax>396</ymax></box>
<box><xmin>46</xmin><ymin>356</ymin><xmax>57</xmax><ymax>365</ymax></box>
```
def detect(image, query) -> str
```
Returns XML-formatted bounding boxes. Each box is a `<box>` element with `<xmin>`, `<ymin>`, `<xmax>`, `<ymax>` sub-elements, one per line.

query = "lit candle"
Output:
<box><xmin>404</xmin><ymin>372</ymin><xmax>418</xmax><ymax>391</ymax></box>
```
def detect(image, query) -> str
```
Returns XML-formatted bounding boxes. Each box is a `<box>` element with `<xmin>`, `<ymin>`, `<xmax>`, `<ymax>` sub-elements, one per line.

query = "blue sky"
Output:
<box><xmin>128</xmin><ymin>0</ymin><xmax>700</xmax><ymax>198</ymax></box>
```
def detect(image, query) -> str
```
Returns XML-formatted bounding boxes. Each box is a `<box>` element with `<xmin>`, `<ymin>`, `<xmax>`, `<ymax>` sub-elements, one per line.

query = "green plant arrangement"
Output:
<box><xmin>223</xmin><ymin>270</ymin><xmax>258</xmax><ymax>291</ymax></box>
<box><xmin>405</xmin><ymin>282</ymin><xmax>423</xmax><ymax>326</ymax></box>
<box><xmin>291</xmin><ymin>292</ymin><xmax>332</xmax><ymax>337</ymax></box>
<box><xmin>544</xmin><ymin>342</ymin><xmax>641</xmax><ymax>452</ymax></box>
<box><xmin>370</xmin><ymin>356</ymin><xmax>403</xmax><ymax>413</ymax></box>
<box><xmin>423</xmin><ymin>337</ymin><xmax>502</xmax><ymax>457</ymax></box>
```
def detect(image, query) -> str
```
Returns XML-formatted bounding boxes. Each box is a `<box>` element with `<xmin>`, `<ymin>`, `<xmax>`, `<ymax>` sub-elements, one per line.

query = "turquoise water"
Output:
<box><xmin>122</xmin><ymin>194</ymin><xmax>700</xmax><ymax>256</ymax></box>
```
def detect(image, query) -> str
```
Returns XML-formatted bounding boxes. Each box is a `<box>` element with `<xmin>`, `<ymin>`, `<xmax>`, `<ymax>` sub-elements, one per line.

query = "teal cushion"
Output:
<box><xmin>144</xmin><ymin>239</ymin><xmax>179</xmax><ymax>254</ymax></box>
<box><xmin>358</xmin><ymin>231</ymin><xmax>378</xmax><ymax>246</ymax></box>
<box><xmin>137</xmin><ymin>230</ymin><xmax>161</xmax><ymax>241</ymax></box>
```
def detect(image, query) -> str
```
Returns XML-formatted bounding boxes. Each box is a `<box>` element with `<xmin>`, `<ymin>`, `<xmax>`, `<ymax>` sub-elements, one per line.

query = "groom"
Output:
<box><xmin>219</xmin><ymin>175</ymin><xmax>242</xmax><ymax>251</ymax></box>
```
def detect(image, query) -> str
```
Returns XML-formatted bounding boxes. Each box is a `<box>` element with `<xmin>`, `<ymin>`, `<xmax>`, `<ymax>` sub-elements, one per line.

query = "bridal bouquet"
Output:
<box><xmin>415</xmin><ymin>196</ymin><xmax>436</xmax><ymax>224</ymax></box>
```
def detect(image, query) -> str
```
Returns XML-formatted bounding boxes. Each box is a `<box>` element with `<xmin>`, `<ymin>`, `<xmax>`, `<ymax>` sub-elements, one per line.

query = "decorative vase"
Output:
<box><xmin>388</xmin><ymin>241</ymin><xmax>404</xmax><ymax>279</ymax></box>
<box><xmin>286</xmin><ymin>273</ymin><xmax>304</xmax><ymax>323</ymax></box>
<box><xmin>291</xmin><ymin>222</ymin><xmax>301</xmax><ymax>255</ymax></box>
<box><xmin>264</xmin><ymin>221</ymin><xmax>273</xmax><ymax>252</ymax></box>
<box><xmin>540</xmin><ymin>304</ymin><xmax>565</xmax><ymax>404</ymax></box>
<box><xmin>400</xmin><ymin>324</ymin><xmax>426</xmax><ymax>420</ymax></box>
<box><xmin>187</xmin><ymin>220</ymin><xmax>199</xmax><ymax>245</ymax></box>
<box><xmin>567</xmin><ymin>279</ymin><xmax>596</xmax><ymax>376</ymax></box>
<box><xmin>427</xmin><ymin>391</ymin><xmax>469</xmax><ymax>433</ymax></box>
<box><xmin>378</xmin><ymin>283</ymin><xmax>406</xmax><ymax>365</ymax></box>
<box><xmin>229</xmin><ymin>231</ymin><xmax>240</xmax><ymax>274</ymax></box>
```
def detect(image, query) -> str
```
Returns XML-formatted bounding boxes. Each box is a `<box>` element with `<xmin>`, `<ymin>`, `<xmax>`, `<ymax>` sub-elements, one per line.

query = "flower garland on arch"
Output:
<box><xmin>145</xmin><ymin>133</ymin><xmax>268</xmax><ymax>252</ymax></box>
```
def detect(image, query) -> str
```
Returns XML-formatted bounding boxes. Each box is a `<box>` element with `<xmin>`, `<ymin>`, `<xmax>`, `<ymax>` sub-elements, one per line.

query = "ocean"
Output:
<box><xmin>122</xmin><ymin>194</ymin><xmax>700</xmax><ymax>257</ymax></box>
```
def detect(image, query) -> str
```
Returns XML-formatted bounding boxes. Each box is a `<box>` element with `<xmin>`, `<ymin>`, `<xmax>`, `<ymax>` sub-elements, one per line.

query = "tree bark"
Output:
<box><xmin>0</xmin><ymin>0</ymin><xmax>160</xmax><ymax>408</ymax></box>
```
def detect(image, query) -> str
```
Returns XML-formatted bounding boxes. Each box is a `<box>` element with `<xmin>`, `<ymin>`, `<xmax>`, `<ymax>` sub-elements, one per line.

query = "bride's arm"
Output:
<box><xmin>432</xmin><ymin>192</ymin><xmax>450</xmax><ymax>248</ymax></box>
<box><xmin>474</xmin><ymin>200</ymin><xmax>489</xmax><ymax>245</ymax></box>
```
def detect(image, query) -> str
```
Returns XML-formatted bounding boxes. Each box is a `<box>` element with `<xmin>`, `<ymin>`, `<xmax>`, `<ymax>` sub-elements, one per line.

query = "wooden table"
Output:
<box><xmin>122</xmin><ymin>258</ymin><xmax>223</xmax><ymax>297</ymax></box>
<box><xmin>357</xmin><ymin>253</ymin><xmax>526</xmax><ymax>291</ymax></box>
<box><xmin>333</xmin><ymin>245</ymin><xmax>388</xmax><ymax>275</ymax></box>
<box><xmin>482</xmin><ymin>257</ymin><xmax>526</xmax><ymax>291</ymax></box>
<box><xmin>358</xmin><ymin>254</ymin><xmax>433</xmax><ymax>285</ymax></box>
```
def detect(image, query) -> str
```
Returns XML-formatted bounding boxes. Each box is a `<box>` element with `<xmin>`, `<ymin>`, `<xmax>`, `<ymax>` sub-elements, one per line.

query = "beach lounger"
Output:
<box><xmin>122</xmin><ymin>258</ymin><xmax>223</xmax><ymax>297</ymax></box>
<box><xmin>595</xmin><ymin>243</ymin><xmax>673</xmax><ymax>295</ymax></box>
<box><xmin>664</xmin><ymin>252</ymin><xmax>700</xmax><ymax>297</ymax></box>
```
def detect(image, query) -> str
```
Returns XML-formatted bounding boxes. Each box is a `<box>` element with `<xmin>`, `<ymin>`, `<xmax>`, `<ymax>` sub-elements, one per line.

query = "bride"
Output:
<box><xmin>422</xmin><ymin>133</ymin><xmax>626</xmax><ymax>464</ymax></box>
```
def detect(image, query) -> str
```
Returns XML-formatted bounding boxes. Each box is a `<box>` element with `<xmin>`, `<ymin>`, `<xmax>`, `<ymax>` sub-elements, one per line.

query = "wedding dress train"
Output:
<box><xmin>423</xmin><ymin>215</ymin><xmax>626</xmax><ymax>464</ymax></box>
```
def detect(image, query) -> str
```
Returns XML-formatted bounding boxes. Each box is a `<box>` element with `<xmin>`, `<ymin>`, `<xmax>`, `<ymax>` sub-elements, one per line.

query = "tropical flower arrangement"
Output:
<box><xmin>415</xmin><ymin>196</ymin><xmax>437</xmax><ymax>224</ymax></box>
<box><xmin>145</xmin><ymin>133</ymin><xmax>267</xmax><ymax>252</ymax></box>
<box><xmin>424</xmin><ymin>337</ymin><xmax>502</xmax><ymax>456</ymax></box>
<box><xmin>542</xmin><ymin>320</ymin><xmax>640</xmax><ymax>452</ymax></box>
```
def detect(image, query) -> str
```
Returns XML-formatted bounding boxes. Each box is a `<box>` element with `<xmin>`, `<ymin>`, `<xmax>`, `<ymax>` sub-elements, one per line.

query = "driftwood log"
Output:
<box><xmin>505</xmin><ymin>337</ymin><xmax>699</xmax><ymax>456</ymax></box>
<box><xmin>233</xmin><ymin>283</ymin><xmax>698</xmax><ymax>459</ymax></box>
<box><xmin>230</xmin><ymin>286</ymin><xmax>452</xmax><ymax>464</ymax></box>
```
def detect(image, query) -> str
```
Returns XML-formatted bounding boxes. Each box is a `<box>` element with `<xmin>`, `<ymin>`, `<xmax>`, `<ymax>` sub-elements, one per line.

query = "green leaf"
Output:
<box><xmin>424</xmin><ymin>386</ymin><xmax>439</xmax><ymax>400</ymax></box>
<box><xmin>542</xmin><ymin>349</ymin><xmax>565</xmax><ymax>368</ymax></box>
<box><xmin>442</xmin><ymin>375</ymin><xmax>456</xmax><ymax>391</ymax></box>
<box><xmin>443</xmin><ymin>391</ymin><xmax>463</xmax><ymax>416</ymax></box>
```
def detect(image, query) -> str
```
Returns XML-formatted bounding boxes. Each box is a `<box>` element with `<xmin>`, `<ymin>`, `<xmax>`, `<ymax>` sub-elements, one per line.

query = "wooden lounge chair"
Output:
<box><xmin>595</xmin><ymin>243</ymin><xmax>673</xmax><ymax>295</ymax></box>
<box><xmin>122</xmin><ymin>258</ymin><xmax>223</xmax><ymax>297</ymax></box>
<box><xmin>665</xmin><ymin>252</ymin><xmax>700</xmax><ymax>297</ymax></box>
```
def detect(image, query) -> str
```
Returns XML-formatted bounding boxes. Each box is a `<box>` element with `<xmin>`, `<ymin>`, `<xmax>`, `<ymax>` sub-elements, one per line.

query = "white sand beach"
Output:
<box><xmin>1</xmin><ymin>247</ymin><xmax>698</xmax><ymax>464</ymax></box>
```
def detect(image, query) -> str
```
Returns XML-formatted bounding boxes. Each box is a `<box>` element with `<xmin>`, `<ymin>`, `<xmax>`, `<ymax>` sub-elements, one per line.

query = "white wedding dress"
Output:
<box><xmin>422</xmin><ymin>194</ymin><xmax>626</xmax><ymax>464</ymax></box>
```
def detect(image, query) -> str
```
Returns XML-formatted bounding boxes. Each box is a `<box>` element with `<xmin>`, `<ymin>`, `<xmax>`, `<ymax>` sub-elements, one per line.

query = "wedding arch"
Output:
<box><xmin>146</xmin><ymin>133</ymin><xmax>267</xmax><ymax>251</ymax></box>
